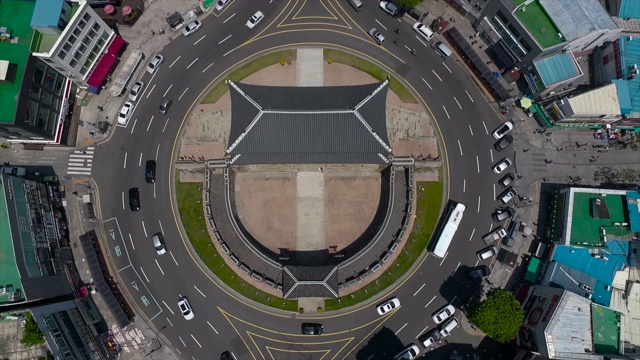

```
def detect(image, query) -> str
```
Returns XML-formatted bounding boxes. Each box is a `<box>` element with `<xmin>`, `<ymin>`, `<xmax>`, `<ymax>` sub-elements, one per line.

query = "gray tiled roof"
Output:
<box><xmin>282</xmin><ymin>265</ymin><xmax>339</xmax><ymax>299</ymax></box>
<box><xmin>540</xmin><ymin>0</ymin><xmax>618</xmax><ymax>41</ymax></box>
<box><xmin>227</xmin><ymin>81</ymin><xmax>391</xmax><ymax>165</ymax></box>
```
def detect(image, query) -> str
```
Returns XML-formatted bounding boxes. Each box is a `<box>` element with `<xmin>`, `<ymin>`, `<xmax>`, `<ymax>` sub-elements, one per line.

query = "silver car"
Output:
<box><xmin>129</xmin><ymin>81</ymin><xmax>145</xmax><ymax>102</ymax></box>
<box><xmin>368</xmin><ymin>28</ymin><xmax>385</xmax><ymax>45</ymax></box>
<box><xmin>147</xmin><ymin>54</ymin><xmax>164</xmax><ymax>74</ymax></box>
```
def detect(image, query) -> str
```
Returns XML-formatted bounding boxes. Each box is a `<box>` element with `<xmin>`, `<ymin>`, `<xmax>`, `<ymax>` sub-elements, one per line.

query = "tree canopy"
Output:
<box><xmin>21</xmin><ymin>312</ymin><xmax>45</xmax><ymax>347</ymax></box>
<box><xmin>467</xmin><ymin>288</ymin><xmax>524</xmax><ymax>343</ymax></box>
<box><xmin>397</xmin><ymin>0</ymin><xmax>424</xmax><ymax>9</ymax></box>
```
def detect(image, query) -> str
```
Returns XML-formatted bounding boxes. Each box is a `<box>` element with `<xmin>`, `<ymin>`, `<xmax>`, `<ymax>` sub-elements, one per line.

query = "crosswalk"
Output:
<box><xmin>66</xmin><ymin>147</ymin><xmax>94</xmax><ymax>176</ymax></box>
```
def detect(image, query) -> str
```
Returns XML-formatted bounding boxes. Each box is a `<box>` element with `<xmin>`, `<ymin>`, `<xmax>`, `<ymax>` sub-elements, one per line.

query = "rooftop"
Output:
<box><xmin>534</xmin><ymin>52</ymin><xmax>582</xmax><ymax>87</ymax></box>
<box><xmin>512</xmin><ymin>0</ymin><xmax>564</xmax><ymax>48</ymax></box>
<box><xmin>564</xmin><ymin>83</ymin><xmax>621</xmax><ymax>116</ymax></box>
<box><xmin>0</xmin><ymin>0</ymin><xmax>37</xmax><ymax>124</ymax></box>
<box><xmin>545</xmin><ymin>290</ymin><xmax>594</xmax><ymax>358</ymax></box>
<box><xmin>0</xmin><ymin>175</ymin><xmax>24</xmax><ymax>304</ymax></box>
<box><xmin>619</xmin><ymin>0</ymin><xmax>640</xmax><ymax>19</ymax></box>
<box><xmin>538</xmin><ymin>0</ymin><xmax>617</xmax><ymax>42</ymax></box>
<box><xmin>592</xmin><ymin>304</ymin><xmax>621</xmax><ymax>355</ymax></box>
<box><xmin>616</xmin><ymin>35</ymin><xmax>640</xmax><ymax>117</ymax></box>
<box><xmin>566</xmin><ymin>188</ymin><xmax>630</xmax><ymax>246</ymax></box>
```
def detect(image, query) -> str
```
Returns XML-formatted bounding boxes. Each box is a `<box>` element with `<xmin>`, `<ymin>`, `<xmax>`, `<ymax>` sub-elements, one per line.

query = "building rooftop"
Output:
<box><xmin>539</xmin><ymin>0</ymin><xmax>617</xmax><ymax>42</ymax></box>
<box><xmin>565</xmin><ymin>188</ymin><xmax>630</xmax><ymax>246</ymax></box>
<box><xmin>619</xmin><ymin>0</ymin><xmax>640</xmax><ymax>19</ymax></box>
<box><xmin>545</xmin><ymin>290</ymin><xmax>595</xmax><ymax>359</ymax></box>
<box><xmin>31</xmin><ymin>0</ymin><xmax>63</xmax><ymax>28</ymax></box>
<box><xmin>0</xmin><ymin>175</ymin><xmax>24</xmax><ymax>304</ymax></box>
<box><xmin>0</xmin><ymin>0</ymin><xmax>37</xmax><ymax>124</ymax></box>
<box><xmin>534</xmin><ymin>52</ymin><xmax>582</xmax><ymax>87</ymax></box>
<box><xmin>592</xmin><ymin>303</ymin><xmax>621</xmax><ymax>355</ymax></box>
<box><xmin>564</xmin><ymin>83</ymin><xmax>621</xmax><ymax>116</ymax></box>
<box><xmin>626</xmin><ymin>189</ymin><xmax>640</xmax><ymax>232</ymax></box>
<box><xmin>616</xmin><ymin>35</ymin><xmax>640</xmax><ymax>117</ymax></box>
<box><xmin>512</xmin><ymin>0</ymin><xmax>564</xmax><ymax>48</ymax></box>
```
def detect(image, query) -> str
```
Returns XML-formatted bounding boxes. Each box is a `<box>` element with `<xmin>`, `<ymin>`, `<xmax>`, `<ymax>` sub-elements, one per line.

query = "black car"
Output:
<box><xmin>498</xmin><ymin>173</ymin><xmax>515</xmax><ymax>188</ymax></box>
<box><xmin>301</xmin><ymin>323</ymin><xmax>323</xmax><ymax>335</ymax></box>
<box><xmin>220</xmin><ymin>351</ymin><xmax>233</xmax><ymax>360</ymax></box>
<box><xmin>492</xmin><ymin>207</ymin><xmax>514</xmax><ymax>222</ymax></box>
<box><xmin>145</xmin><ymin>160</ymin><xmax>156</xmax><ymax>183</ymax></box>
<box><xmin>129</xmin><ymin>187</ymin><xmax>140</xmax><ymax>211</ymax></box>
<box><xmin>494</xmin><ymin>134</ymin><xmax>513</xmax><ymax>151</ymax></box>
<box><xmin>467</xmin><ymin>265</ymin><xmax>491</xmax><ymax>279</ymax></box>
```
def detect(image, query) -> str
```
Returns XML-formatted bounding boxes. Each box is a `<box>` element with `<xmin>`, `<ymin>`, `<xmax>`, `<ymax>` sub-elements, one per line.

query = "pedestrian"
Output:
<box><xmin>486</xmin><ymin>60</ymin><xmax>494</xmax><ymax>65</ymax></box>
<box><xmin>393</xmin><ymin>38</ymin><xmax>398</xmax><ymax>45</ymax></box>
<box><xmin>523</xmin><ymin>148</ymin><xmax>529</xmax><ymax>152</ymax></box>
<box><xmin>543</xmin><ymin>178</ymin><xmax>548</xmax><ymax>181</ymax></box>
<box><xmin>479</xmin><ymin>45</ymin><xmax>483</xmax><ymax>49</ymax></box>
<box><xmin>394</xmin><ymin>28</ymin><xmax>399</xmax><ymax>34</ymax></box>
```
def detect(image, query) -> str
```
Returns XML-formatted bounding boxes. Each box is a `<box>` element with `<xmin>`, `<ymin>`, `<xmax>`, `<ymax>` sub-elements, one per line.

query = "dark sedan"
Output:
<box><xmin>467</xmin><ymin>265</ymin><xmax>491</xmax><ymax>279</ymax></box>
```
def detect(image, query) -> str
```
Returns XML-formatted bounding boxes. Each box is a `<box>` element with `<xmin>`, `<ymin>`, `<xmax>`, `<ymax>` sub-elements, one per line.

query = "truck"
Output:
<box><xmin>482</xmin><ymin>226</ymin><xmax>507</xmax><ymax>245</ymax></box>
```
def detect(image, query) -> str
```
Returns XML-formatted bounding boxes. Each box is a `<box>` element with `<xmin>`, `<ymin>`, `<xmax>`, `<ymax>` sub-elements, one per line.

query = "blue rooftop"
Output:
<box><xmin>619</xmin><ymin>0</ymin><xmax>640</xmax><ymax>19</ymax></box>
<box><xmin>31</xmin><ymin>0</ymin><xmax>64</xmax><ymax>28</ymax></box>
<box><xmin>618</xmin><ymin>35</ymin><xmax>640</xmax><ymax>116</ymax></box>
<box><xmin>626</xmin><ymin>191</ymin><xmax>640</xmax><ymax>232</ymax></box>
<box><xmin>550</xmin><ymin>244</ymin><xmax>627</xmax><ymax>306</ymax></box>
<box><xmin>613</xmin><ymin>79</ymin><xmax>632</xmax><ymax>115</ymax></box>
<box><xmin>534</xmin><ymin>52</ymin><xmax>581</xmax><ymax>86</ymax></box>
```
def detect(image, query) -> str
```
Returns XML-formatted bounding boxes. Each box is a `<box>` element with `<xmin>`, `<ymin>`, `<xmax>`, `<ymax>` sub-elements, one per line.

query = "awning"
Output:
<box><xmin>86</xmin><ymin>53</ymin><xmax>117</xmax><ymax>88</ymax></box>
<box><xmin>492</xmin><ymin>40</ymin><xmax>517</xmax><ymax>69</ymax></box>
<box><xmin>519</xmin><ymin>97</ymin><xmax>533</xmax><ymax>109</ymax></box>
<box><xmin>107</xmin><ymin>36</ymin><xmax>125</xmax><ymax>55</ymax></box>
<box><xmin>524</xmin><ymin>257</ymin><xmax>543</xmax><ymax>283</ymax></box>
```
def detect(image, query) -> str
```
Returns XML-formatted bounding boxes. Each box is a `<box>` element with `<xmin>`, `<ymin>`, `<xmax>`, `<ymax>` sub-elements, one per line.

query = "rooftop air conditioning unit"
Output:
<box><xmin>557</xmin><ymin>33</ymin><xmax>564</xmax><ymax>39</ymax></box>
<box><xmin>0</xmin><ymin>286</ymin><xmax>5</xmax><ymax>294</ymax></box>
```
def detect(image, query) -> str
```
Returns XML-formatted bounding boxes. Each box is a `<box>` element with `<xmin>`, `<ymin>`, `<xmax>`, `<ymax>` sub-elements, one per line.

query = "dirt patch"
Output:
<box><xmin>324</xmin><ymin>174</ymin><xmax>381</xmax><ymax>250</ymax></box>
<box><xmin>243</xmin><ymin>62</ymin><xmax>298</xmax><ymax>86</ymax></box>
<box><xmin>392</xmin><ymin>138</ymin><xmax>438</xmax><ymax>158</ymax></box>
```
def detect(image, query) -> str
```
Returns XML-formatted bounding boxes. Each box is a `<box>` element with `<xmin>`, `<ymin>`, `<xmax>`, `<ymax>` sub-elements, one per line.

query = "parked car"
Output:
<box><xmin>0</xmin><ymin>166</ymin><xmax>26</xmax><ymax>177</ymax></box>
<box><xmin>420</xmin><ymin>329</ymin><xmax>442</xmax><ymax>348</ymax></box>
<box><xmin>439</xmin><ymin>317</ymin><xmax>459</xmax><ymax>337</ymax></box>
<box><xmin>499</xmin><ymin>173</ymin><xmax>515</xmax><ymax>188</ymax></box>
<box><xmin>494</xmin><ymin>134</ymin><xmax>513</xmax><ymax>151</ymax></box>
<box><xmin>178</xmin><ymin>296</ymin><xmax>194</xmax><ymax>320</ymax></box>
<box><xmin>182</xmin><ymin>20</ymin><xmax>202</xmax><ymax>36</ymax></box>
<box><xmin>492</xmin><ymin>158</ymin><xmax>513</xmax><ymax>174</ymax></box>
<box><xmin>129</xmin><ymin>81</ymin><xmax>145</xmax><ymax>102</ymax></box>
<box><xmin>498</xmin><ymin>186</ymin><xmax>518</xmax><ymax>204</ymax></box>
<box><xmin>467</xmin><ymin>265</ymin><xmax>491</xmax><ymax>279</ymax></box>
<box><xmin>413</xmin><ymin>22</ymin><xmax>434</xmax><ymax>42</ymax></box>
<box><xmin>492</xmin><ymin>207</ymin><xmax>514</xmax><ymax>222</ymax></box>
<box><xmin>477</xmin><ymin>245</ymin><xmax>498</xmax><ymax>260</ymax></box>
<box><xmin>246</xmin><ymin>11</ymin><xmax>264</xmax><ymax>29</ymax></box>
<box><xmin>118</xmin><ymin>102</ymin><xmax>134</xmax><ymax>125</ymax></box>
<box><xmin>368</xmin><ymin>27</ymin><xmax>386</xmax><ymax>45</ymax></box>
<box><xmin>151</xmin><ymin>233</ymin><xmax>167</xmax><ymax>255</ymax></box>
<box><xmin>432</xmin><ymin>304</ymin><xmax>455</xmax><ymax>324</ymax></box>
<box><xmin>376</xmin><ymin>297</ymin><xmax>400</xmax><ymax>315</ymax></box>
<box><xmin>147</xmin><ymin>54</ymin><xmax>164</xmax><ymax>74</ymax></box>
<box><xmin>215</xmin><ymin>0</ymin><xmax>231</xmax><ymax>12</ymax></box>
<box><xmin>129</xmin><ymin>187</ymin><xmax>140</xmax><ymax>211</ymax></box>
<box><xmin>492</xmin><ymin>121</ymin><xmax>513</xmax><ymax>139</ymax></box>
<box><xmin>393</xmin><ymin>344</ymin><xmax>420</xmax><ymax>360</ymax></box>
<box><xmin>301</xmin><ymin>323</ymin><xmax>323</xmax><ymax>335</ymax></box>
<box><xmin>379</xmin><ymin>1</ymin><xmax>398</xmax><ymax>16</ymax></box>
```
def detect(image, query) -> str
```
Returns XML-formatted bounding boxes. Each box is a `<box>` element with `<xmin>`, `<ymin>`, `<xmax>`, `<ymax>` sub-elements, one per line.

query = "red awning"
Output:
<box><xmin>107</xmin><ymin>36</ymin><xmax>125</xmax><ymax>55</ymax></box>
<box><xmin>87</xmin><ymin>53</ymin><xmax>117</xmax><ymax>87</ymax></box>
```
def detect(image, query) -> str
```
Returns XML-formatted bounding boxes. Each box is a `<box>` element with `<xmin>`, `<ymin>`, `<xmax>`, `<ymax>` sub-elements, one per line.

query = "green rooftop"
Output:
<box><xmin>0</xmin><ymin>0</ymin><xmax>37</xmax><ymax>124</ymax></box>
<box><xmin>592</xmin><ymin>304</ymin><xmax>620</xmax><ymax>355</ymax></box>
<box><xmin>570</xmin><ymin>192</ymin><xmax>629</xmax><ymax>246</ymax></box>
<box><xmin>512</xmin><ymin>0</ymin><xmax>564</xmax><ymax>49</ymax></box>
<box><xmin>0</xmin><ymin>175</ymin><xmax>25</xmax><ymax>304</ymax></box>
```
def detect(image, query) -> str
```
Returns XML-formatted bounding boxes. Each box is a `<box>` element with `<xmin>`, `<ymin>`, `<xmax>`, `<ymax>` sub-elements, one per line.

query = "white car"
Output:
<box><xmin>178</xmin><ymin>296</ymin><xmax>194</xmax><ymax>320</ymax></box>
<box><xmin>246</xmin><ymin>11</ymin><xmax>264</xmax><ymax>29</ymax></box>
<box><xmin>379</xmin><ymin>1</ymin><xmax>398</xmax><ymax>16</ymax></box>
<box><xmin>420</xmin><ymin>329</ymin><xmax>442</xmax><ymax>348</ymax></box>
<box><xmin>118</xmin><ymin>102</ymin><xmax>133</xmax><ymax>125</ymax></box>
<box><xmin>182</xmin><ymin>20</ymin><xmax>202</xmax><ymax>37</ymax></box>
<box><xmin>393</xmin><ymin>344</ymin><xmax>420</xmax><ymax>360</ymax></box>
<box><xmin>492</xmin><ymin>121</ymin><xmax>514</xmax><ymax>139</ymax></box>
<box><xmin>215</xmin><ymin>0</ymin><xmax>231</xmax><ymax>11</ymax></box>
<box><xmin>439</xmin><ymin>317</ymin><xmax>459</xmax><ymax>337</ymax></box>
<box><xmin>147</xmin><ymin>54</ymin><xmax>164</xmax><ymax>74</ymax></box>
<box><xmin>432</xmin><ymin>304</ymin><xmax>455</xmax><ymax>324</ymax></box>
<box><xmin>376</xmin><ymin>297</ymin><xmax>400</xmax><ymax>315</ymax></box>
<box><xmin>368</xmin><ymin>28</ymin><xmax>386</xmax><ymax>45</ymax></box>
<box><xmin>413</xmin><ymin>22</ymin><xmax>434</xmax><ymax>42</ymax></box>
<box><xmin>129</xmin><ymin>81</ymin><xmax>145</xmax><ymax>102</ymax></box>
<box><xmin>492</xmin><ymin>158</ymin><xmax>513</xmax><ymax>174</ymax></box>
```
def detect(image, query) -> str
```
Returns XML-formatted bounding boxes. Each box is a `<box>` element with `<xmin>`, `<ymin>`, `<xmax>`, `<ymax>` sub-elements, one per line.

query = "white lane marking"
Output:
<box><xmin>425</xmin><ymin>295</ymin><xmax>436</xmax><ymax>308</ymax></box>
<box><xmin>194</xmin><ymin>35</ymin><xmax>206</xmax><ymax>45</ymax></box>
<box><xmin>421</xmin><ymin>77</ymin><xmax>433</xmax><ymax>90</ymax></box>
<box><xmin>455</xmin><ymin>261</ymin><xmax>461</xmax><ymax>272</ymax></box>
<box><xmin>218</xmin><ymin>35</ymin><xmax>232</xmax><ymax>44</ymax></box>
<box><xmin>178</xmin><ymin>336</ymin><xmax>186</xmax><ymax>347</ymax></box>
<box><xmin>179</xmin><ymin>87</ymin><xmax>189</xmax><ymax>100</ymax></box>
<box><xmin>454</xmin><ymin>97</ymin><xmax>462</xmax><ymax>109</ymax></box>
<box><xmin>490</xmin><ymin>148</ymin><xmax>494</xmax><ymax>162</ymax></box>
<box><xmin>223</xmin><ymin>48</ymin><xmax>235</xmax><ymax>57</ymax></box>
<box><xmin>122</xmin><ymin>192</ymin><xmax>125</xmax><ymax>210</ymax></box>
<box><xmin>493</xmin><ymin>184</ymin><xmax>496</xmax><ymax>200</ymax></box>
<box><xmin>457</xmin><ymin>140</ymin><xmax>463</xmax><ymax>156</ymax></box>
<box><xmin>163</xmin><ymin>84</ymin><xmax>173</xmax><ymax>97</ymax></box>
<box><xmin>170</xmin><ymin>251</ymin><xmax>179</xmax><ymax>266</ymax></box>
<box><xmin>191</xmin><ymin>334</ymin><xmax>202</xmax><ymax>348</ymax></box>
<box><xmin>154</xmin><ymin>182</ymin><xmax>157</xmax><ymax>199</ymax></box>
<box><xmin>468</xmin><ymin>125</ymin><xmax>473</xmax><ymax>136</ymax></box>
<box><xmin>138</xmin><ymin>153</ymin><xmax>143</xmax><ymax>167</ymax></box>
<box><xmin>443</xmin><ymin>105</ymin><xmax>450</xmax><ymax>119</ymax></box>
<box><xmin>141</xmin><ymin>267</ymin><xmax>150</xmax><ymax>282</ymax></box>
<box><xmin>163</xmin><ymin>118</ymin><xmax>169</xmax><ymax>132</ymax></box>
<box><xmin>224</xmin><ymin>13</ymin><xmax>236</xmax><ymax>23</ymax></box>
<box><xmin>187</xmin><ymin>58</ymin><xmax>199</xmax><ymax>69</ymax></box>
<box><xmin>431</xmin><ymin>69</ymin><xmax>442</xmax><ymax>81</ymax></box>
<box><xmin>415</xmin><ymin>36</ymin><xmax>426</xmax><ymax>47</ymax></box>
<box><xmin>159</xmin><ymin>220</ymin><xmax>165</xmax><ymax>234</ymax></box>
<box><xmin>475</xmin><ymin>259</ymin><xmax>480</xmax><ymax>266</ymax></box>
<box><xmin>128</xmin><ymin>234</ymin><xmax>135</xmax><ymax>250</ymax></box>
<box><xmin>413</xmin><ymin>283</ymin><xmax>425</xmax><ymax>297</ymax></box>
<box><xmin>167</xmin><ymin>317</ymin><xmax>174</xmax><ymax>327</ymax></box>
<box><xmin>67</xmin><ymin>171</ymin><xmax>92</xmax><ymax>175</ymax></box>
<box><xmin>442</xmin><ymin>62</ymin><xmax>452</xmax><ymax>73</ymax></box>
<box><xmin>375</xmin><ymin>19</ymin><xmax>387</xmax><ymax>30</ymax></box>
<box><xmin>395</xmin><ymin>323</ymin><xmax>408</xmax><ymax>335</ymax></box>
<box><xmin>203</xmin><ymin>62</ymin><xmax>215</xmax><ymax>73</ymax></box>
<box><xmin>469</xmin><ymin>228</ymin><xmax>475</xmax><ymax>241</ymax></box>
<box><xmin>170</xmin><ymin>56</ymin><xmax>181</xmax><ymax>68</ymax></box>
<box><xmin>416</xmin><ymin>325</ymin><xmax>429</xmax><ymax>339</ymax></box>
<box><xmin>389</xmin><ymin>52</ymin><xmax>406</xmax><ymax>64</ymax></box>
<box><xmin>130</xmin><ymin>119</ymin><xmax>138</xmax><ymax>134</ymax></box>
<box><xmin>194</xmin><ymin>285</ymin><xmax>206</xmax><ymax>297</ymax></box>
<box><xmin>463</xmin><ymin>179</ymin><xmax>466</xmax><ymax>193</ymax></box>
<box><xmin>155</xmin><ymin>259</ymin><xmax>165</xmax><ymax>275</ymax></box>
<box><xmin>123</xmin><ymin>152</ymin><xmax>127</xmax><ymax>169</ymax></box>
<box><xmin>155</xmin><ymin>144</ymin><xmax>160</xmax><ymax>161</ymax></box>
<box><xmin>466</xmin><ymin>90</ymin><xmax>474</xmax><ymax>102</ymax></box>
<box><xmin>147</xmin><ymin>116</ymin><xmax>154</xmax><ymax>131</ymax></box>
<box><xmin>476</xmin><ymin>156</ymin><xmax>480</xmax><ymax>173</ymax></box>
<box><xmin>163</xmin><ymin>301</ymin><xmax>175</xmax><ymax>315</ymax></box>
<box><xmin>482</xmin><ymin>121</ymin><xmax>488</xmax><ymax>135</ymax></box>
<box><xmin>146</xmin><ymin>84</ymin><xmax>156</xmax><ymax>99</ymax></box>
<box><xmin>477</xmin><ymin>196</ymin><xmax>481</xmax><ymax>213</ymax></box>
<box><xmin>141</xmin><ymin>220</ymin><xmax>148</xmax><ymax>237</ymax></box>
<box><xmin>207</xmin><ymin>321</ymin><xmax>219</xmax><ymax>334</ymax></box>
<box><xmin>439</xmin><ymin>252</ymin><xmax>448</xmax><ymax>266</ymax></box>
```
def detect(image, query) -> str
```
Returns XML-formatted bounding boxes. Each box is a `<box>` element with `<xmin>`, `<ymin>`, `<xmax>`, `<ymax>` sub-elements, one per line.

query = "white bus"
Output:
<box><xmin>431</xmin><ymin>202</ymin><xmax>466</xmax><ymax>258</ymax></box>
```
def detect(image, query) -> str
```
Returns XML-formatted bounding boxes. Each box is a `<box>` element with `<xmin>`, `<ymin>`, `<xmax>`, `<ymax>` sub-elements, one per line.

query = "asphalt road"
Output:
<box><xmin>92</xmin><ymin>1</ymin><xmax>515</xmax><ymax>358</ymax></box>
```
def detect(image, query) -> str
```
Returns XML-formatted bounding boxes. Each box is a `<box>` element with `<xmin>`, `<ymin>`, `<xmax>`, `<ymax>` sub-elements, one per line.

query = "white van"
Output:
<box><xmin>439</xmin><ymin>317</ymin><xmax>459</xmax><ymax>337</ymax></box>
<box><xmin>432</xmin><ymin>41</ymin><xmax>453</xmax><ymax>59</ymax></box>
<box><xmin>477</xmin><ymin>245</ymin><xmax>498</xmax><ymax>260</ymax></box>
<box><xmin>347</xmin><ymin>0</ymin><xmax>363</xmax><ymax>11</ymax></box>
<box><xmin>413</xmin><ymin>22</ymin><xmax>434</xmax><ymax>42</ymax></box>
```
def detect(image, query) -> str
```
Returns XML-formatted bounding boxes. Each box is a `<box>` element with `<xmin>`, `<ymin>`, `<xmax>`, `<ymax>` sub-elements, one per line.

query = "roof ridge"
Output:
<box><xmin>226</xmin><ymin>81</ymin><xmax>264</xmax><ymax>154</ymax></box>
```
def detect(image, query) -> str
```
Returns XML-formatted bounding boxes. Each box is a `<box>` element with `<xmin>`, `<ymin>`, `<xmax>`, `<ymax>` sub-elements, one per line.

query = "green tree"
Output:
<box><xmin>397</xmin><ymin>0</ymin><xmax>424</xmax><ymax>8</ymax></box>
<box><xmin>21</xmin><ymin>312</ymin><xmax>45</xmax><ymax>347</ymax></box>
<box><xmin>467</xmin><ymin>288</ymin><xmax>524</xmax><ymax>343</ymax></box>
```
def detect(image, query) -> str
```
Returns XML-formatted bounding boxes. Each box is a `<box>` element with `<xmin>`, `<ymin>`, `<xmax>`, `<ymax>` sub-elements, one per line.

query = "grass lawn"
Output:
<box><xmin>175</xmin><ymin>178</ymin><xmax>298</xmax><ymax>311</ymax></box>
<box><xmin>324</xmin><ymin>49</ymin><xmax>417</xmax><ymax>104</ymax></box>
<box><xmin>325</xmin><ymin>177</ymin><xmax>443</xmax><ymax>310</ymax></box>
<box><xmin>201</xmin><ymin>49</ymin><xmax>297</xmax><ymax>104</ymax></box>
